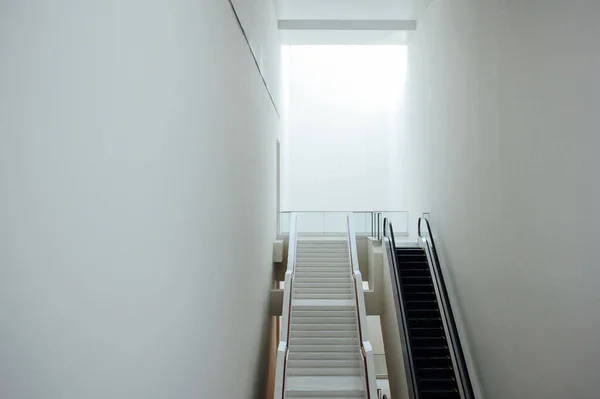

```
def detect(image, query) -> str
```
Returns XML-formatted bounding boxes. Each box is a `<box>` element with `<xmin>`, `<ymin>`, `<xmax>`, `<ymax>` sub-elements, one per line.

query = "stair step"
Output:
<box><xmin>287</xmin><ymin>367</ymin><xmax>362</xmax><ymax>376</ymax></box>
<box><xmin>290</xmin><ymin>345</ymin><xmax>358</xmax><ymax>352</ymax></box>
<box><xmin>290</xmin><ymin>324</ymin><xmax>358</xmax><ymax>331</ymax></box>
<box><xmin>285</xmin><ymin>375</ymin><xmax>366</xmax><ymax>396</ymax></box>
<box><xmin>294</xmin><ymin>282</ymin><xmax>353</xmax><ymax>289</ymax></box>
<box><xmin>292</xmin><ymin>310</ymin><xmax>356</xmax><ymax>318</ymax></box>
<box><xmin>296</xmin><ymin>251</ymin><xmax>348</xmax><ymax>255</ymax></box>
<box><xmin>289</xmin><ymin>317</ymin><xmax>356</xmax><ymax>324</ymax></box>
<box><xmin>292</xmin><ymin>300</ymin><xmax>356</xmax><ymax>311</ymax></box>
<box><xmin>295</xmin><ymin>274</ymin><xmax>352</xmax><ymax>280</ymax></box>
<box><xmin>294</xmin><ymin>277</ymin><xmax>353</xmax><ymax>282</ymax></box>
<box><xmin>285</xmin><ymin>392</ymin><xmax>366</xmax><ymax>398</ymax></box>
<box><xmin>296</xmin><ymin>255</ymin><xmax>348</xmax><ymax>259</ymax></box>
<box><xmin>294</xmin><ymin>268</ymin><xmax>351</xmax><ymax>273</ymax></box>
<box><xmin>287</xmin><ymin>359</ymin><xmax>362</xmax><ymax>369</ymax></box>
<box><xmin>294</xmin><ymin>289</ymin><xmax>354</xmax><ymax>296</ymax></box>
<box><xmin>291</xmin><ymin>330</ymin><xmax>358</xmax><ymax>338</ymax></box>
<box><xmin>288</xmin><ymin>352</ymin><xmax>362</xmax><ymax>361</ymax></box>
<box><xmin>291</xmin><ymin>337</ymin><xmax>359</xmax><ymax>346</ymax></box>
<box><xmin>294</xmin><ymin>293</ymin><xmax>354</xmax><ymax>300</ymax></box>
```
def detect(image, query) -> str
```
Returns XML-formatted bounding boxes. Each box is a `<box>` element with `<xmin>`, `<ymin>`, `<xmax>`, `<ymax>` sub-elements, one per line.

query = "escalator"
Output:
<box><xmin>384</xmin><ymin>218</ymin><xmax>475</xmax><ymax>399</ymax></box>
<box><xmin>396</xmin><ymin>247</ymin><xmax>460</xmax><ymax>398</ymax></box>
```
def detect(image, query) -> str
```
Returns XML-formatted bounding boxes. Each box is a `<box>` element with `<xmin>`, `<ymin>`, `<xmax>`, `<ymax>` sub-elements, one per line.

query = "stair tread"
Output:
<box><xmin>285</xmin><ymin>375</ymin><xmax>365</xmax><ymax>391</ymax></box>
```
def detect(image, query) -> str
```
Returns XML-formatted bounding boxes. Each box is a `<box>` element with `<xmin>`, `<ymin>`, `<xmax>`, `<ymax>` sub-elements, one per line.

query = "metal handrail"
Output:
<box><xmin>418</xmin><ymin>216</ymin><xmax>475</xmax><ymax>399</ymax></box>
<box><xmin>383</xmin><ymin>218</ymin><xmax>419</xmax><ymax>399</ymax></box>
<box><xmin>347</xmin><ymin>214</ymin><xmax>377</xmax><ymax>398</ymax></box>
<box><xmin>278</xmin><ymin>213</ymin><xmax>298</xmax><ymax>399</ymax></box>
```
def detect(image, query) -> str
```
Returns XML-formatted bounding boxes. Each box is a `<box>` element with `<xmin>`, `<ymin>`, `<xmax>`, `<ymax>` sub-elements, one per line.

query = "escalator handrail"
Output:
<box><xmin>383</xmin><ymin>218</ymin><xmax>419</xmax><ymax>399</ymax></box>
<box><xmin>418</xmin><ymin>217</ymin><xmax>475</xmax><ymax>399</ymax></box>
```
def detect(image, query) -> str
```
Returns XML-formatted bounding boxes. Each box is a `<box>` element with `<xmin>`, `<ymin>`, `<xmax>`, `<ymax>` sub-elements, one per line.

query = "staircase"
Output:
<box><xmin>284</xmin><ymin>238</ymin><xmax>367</xmax><ymax>398</ymax></box>
<box><xmin>395</xmin><ymin>247</ymin><xmax>461</xmax><ymax>399</ymax></box>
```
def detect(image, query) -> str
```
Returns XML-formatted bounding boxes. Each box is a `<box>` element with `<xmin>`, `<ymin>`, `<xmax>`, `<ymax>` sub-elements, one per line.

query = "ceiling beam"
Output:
<box><xmin>278</xmin><ymin>19</ymin><xmax>417</xmax><ymax>31</ymax></box>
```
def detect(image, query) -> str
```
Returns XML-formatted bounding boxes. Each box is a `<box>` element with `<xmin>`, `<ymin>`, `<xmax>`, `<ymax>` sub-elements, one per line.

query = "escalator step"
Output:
<box><xmin>407</xmin><ymin>310</ymin><xmax>441</xmax><ymax>319</ymax></box>
<box><xmin>405</xmin><ymin>292</ymin><xmax>437</xmax><ymax>302</ymax></box>
<box><xmin>395</xmin><ymin>246</ymin><xmax>464</xmax><ymax>399</ymax></box>
<box><xmin>409</xmin><ymin>326</ymin><xmax>445</xmax><ymax>338</ymax></box>
<box><xmin>395</xmin><ymin>248</ymin><xmax>425</xmax><ymax>255</ymax></box>
<box><xmin>402</xmin><ymin>284</ymin><xmax>435</xmax><ymax>293</ymax></box>
<box><xmin>401</xmin><ymin>269</ymin><xmax>431</xmax><ymax>278</ymax></box>
<box><xmin>418</xmin><ymin>378</ymin><xmax>458</xmax><ymax>391</ymax></box>
<box><xmin>407</xmin><ymin>317</ymin><xmax>443</xmax><ymax>328</ymax></box>
<box><xmin>397</xmin><ymin>261</ymin><xmax>429</xmax><ymax>270</ymax></box>
<box><xmin>420</xmin><ymin>389</ymin><xmax>460</xmax><ymax>399</ymax></box>
<box><xmin>401</xmin><ymin>277</ymin><xmax>432</xmax><ymax>284</ymax></box>
<box><xmin>417</xmin><ymin>367</ymin><xmax>455</xmax><ymax>379</ymax></box>
<box><xmin>411</xmin><ymin>336</ymin><xmax>447</xmax><ymax>347</ymax></box>
<box><xmin>415</xmin><ymin>357</ymin><xmax>453</xmax><ymax>368</ymax></box>
<box><xmin>413</xmin><ymin>347</ymin><xmax>450</xmax><ymax>358</ymax></box>
<box><xmin>405</xmin><ymin>300</ymin><xmax>438</xmax><ymax>311</ymax></box>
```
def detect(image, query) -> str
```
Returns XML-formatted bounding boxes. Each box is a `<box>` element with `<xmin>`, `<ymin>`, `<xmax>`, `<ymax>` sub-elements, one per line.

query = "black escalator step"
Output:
<box><xmin>402</xmin><ymin>284</ymin><xmax>435</xmax><ymax>293</ymax></box>
<box><xmin>417</xmin><ymin>367</ymin><xmax>455</xmax><ymax>379</ymax></box>
<box><xmin>395</xmin><ymin>248</ymin><xmax>425</xmax><ymax>255</ymax></box>
<box><xmin>407</xmin><ymin>310</ymin><xmax>440</xmax><ymax>319</ymax></box>
<box><xmin>415</xmin><ymin>356</ymin><xmax>453</xmax><ymax>368</ymax></box>
<box><xmin>410</xmin><ymin>328</ymin><xmax>446</xmax><ymax>339</ymax></box>
<box><xmin>419</xmin><ymin>378</ymin><xmax>458</xmax><ymax>391</ymax></box>
<box><xmin>408</xmin><ymin>318</ymin><xmax>443</xmax><ymax>328</ymax></box>
<box><xmin>405</xmin><ymin>292</ymin><xmax>437</xmax><ymax>302</ymax></box>
<box><xmin>405</xmin><ymin>300</ymin><xmax>438</xmax><ymax>311</ymax></box>
<box><xmin>401</xmin><ymin>269</ymin><xmax>431</xmax><ymax>277</ymax></box>
<box><xmin>411</xmin><ymin>336</ymin><xmax>447</xmax><ymax>347</ymax></box>
<box><xmin>420</xmin><ymin>389</ymin><xmax>460</xmax><ymax>399</ymax></box>
<box><xmin>401</xmin><ymin>277</ymin><xmax>432</xmax><ymax>285</ymax></box>
<box><xmin>413</xmin><ymin>347</ymin><xmax>451</xmax><ymax>358</ymax></box>
<box><xmin>396</xmin><ymin>261</ymin><xmax>429</xmax><ymax>270</ymax></box>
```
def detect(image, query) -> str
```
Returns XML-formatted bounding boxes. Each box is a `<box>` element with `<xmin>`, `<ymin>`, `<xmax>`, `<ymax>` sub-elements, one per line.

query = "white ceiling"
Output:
<box><xmin>274</xmin><ymin>0</ymin><xmax>418</xmax><ymax>20</ymax></box>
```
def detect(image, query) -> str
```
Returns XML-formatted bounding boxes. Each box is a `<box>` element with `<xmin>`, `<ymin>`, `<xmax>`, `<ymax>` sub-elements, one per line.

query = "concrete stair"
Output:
<box><xmin>285</xmin><ymin>238</ymin><xmax>367</xmax><ymax>399</ymax></box>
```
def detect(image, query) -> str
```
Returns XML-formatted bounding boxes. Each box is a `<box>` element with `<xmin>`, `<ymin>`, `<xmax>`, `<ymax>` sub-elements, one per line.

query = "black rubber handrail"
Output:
<box><xmin>383</xmin><ymin>218</ymin><xmax>419</xmax><ymax>399</ymax></box>
<box><xmin>418</xmin><ymin>216</ymin><xmax>475</xmax><ymax>399</ymax></box>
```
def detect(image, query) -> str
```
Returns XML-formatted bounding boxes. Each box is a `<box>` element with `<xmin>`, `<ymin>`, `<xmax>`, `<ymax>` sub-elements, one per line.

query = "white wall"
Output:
<box><xmin>281</xmin><ymin>45</ymin><xmax>407</xmax><ymax>211</ymax></box>
<box><xmin>231</xmin><ymin>0</ymin><xmax>281</xmax><ymax>109</ymax></box>
<box><xmin>0</xmin><ymin>1</ymin><xmax>278</xmax><ymax>398</ymax></box>
<box><xmin>405</xmin><ymin>2</ymin><xmax>600</xmax><ymax>398</ymax></box>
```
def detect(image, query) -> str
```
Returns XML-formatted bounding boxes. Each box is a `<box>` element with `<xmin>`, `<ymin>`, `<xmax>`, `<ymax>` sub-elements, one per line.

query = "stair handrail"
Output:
<box><xmin>418</xmin><ymin>216</ymin><xmax>475</xmax><ymax>399</ymax></box>
<box><xmin>274</xmin><ymin>213</ymin><xmax>298</xmax><ymax>399</ymax></box>
<box><xmin>347</xmin><ymin>213</ymin><xmax>378</xmax><ymax>399</ymax></box>
<box><xmin>382</xmin><ymin>218</ymin><xmax>419</xmax><ymax>399</ymax></box>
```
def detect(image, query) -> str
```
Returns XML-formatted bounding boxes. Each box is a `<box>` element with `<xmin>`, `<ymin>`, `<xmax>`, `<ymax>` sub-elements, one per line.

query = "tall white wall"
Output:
<box><xmin>0</xmin><ymin>1</ymin><xmax>278</xmax><ymax>398</ymax></box>
<box><xmin>281</xmin><ymin>45</ymin><xmax>407</xmax><ymax>211</ymax></box>
<box><xmin>405</xmin><ymin>2</ymin><xmax>600</xmax><ymax>398</ymax></box>
<box><xmin>231</xmin><ymin>0</ymin><xmax>281</xmax><ymax>108</ymax></box>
